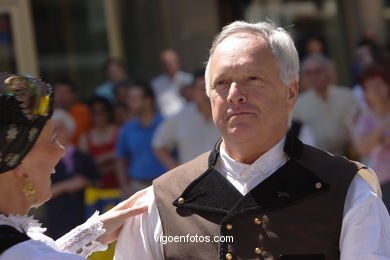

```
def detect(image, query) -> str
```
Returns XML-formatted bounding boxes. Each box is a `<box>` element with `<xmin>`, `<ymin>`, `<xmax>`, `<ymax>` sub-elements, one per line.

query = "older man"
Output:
<box><xmin>115</xmin><ymin>21</ymin><xmax>389</xmax><ymax>260</ymax></box>
<box><xmin>293</xmin><ymin>54</ymin><xmax>358</xmax><ymax>155</ymax></box>
<box><xmin>151</xmin><ymin>49</ymin><xmax>193</xmax><ymax>117</ymax></box>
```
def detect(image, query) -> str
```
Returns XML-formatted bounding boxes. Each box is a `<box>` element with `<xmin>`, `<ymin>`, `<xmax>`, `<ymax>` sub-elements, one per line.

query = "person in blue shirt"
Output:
<box><xmin>116</xmin><ymin>84</ymin><xmax>166</xmax><ymax>197</ymax></box>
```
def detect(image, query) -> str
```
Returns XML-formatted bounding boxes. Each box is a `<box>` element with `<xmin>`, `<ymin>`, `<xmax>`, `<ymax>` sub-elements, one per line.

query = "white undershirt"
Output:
<box><xmin>114</xmin><ymin>139</ymin><xmax>390</xmax><ymax>260</ymax></box>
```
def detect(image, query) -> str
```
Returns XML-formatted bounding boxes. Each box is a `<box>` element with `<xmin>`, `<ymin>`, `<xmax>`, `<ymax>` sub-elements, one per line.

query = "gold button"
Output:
<box><xmin>225</xmin><ymin>253</ymin><xmax>233</xmax><ymax>260</ymax></box>
<box><xmin>315</xmin><ymin>182</ymin><xmax>322</xmax><ymax>189</ymax></box>
<box><xmin>178</xmin><ymin>198</ymin><xmax>185</xmax><ymax>204</ymax></box>
<box><xmin>254</xmin><ymin>218</ymin><xmax>262</xmax><ymax>225</ymax></box>
<box><xmin>255</xmin><ymin>247</ymin><xmax>263</xmax><ymax>255</ymax></box>
<box><xmin>226</xmin><ymin>223</ymin><xmax>233</xmax><ymax>230</ymax></box>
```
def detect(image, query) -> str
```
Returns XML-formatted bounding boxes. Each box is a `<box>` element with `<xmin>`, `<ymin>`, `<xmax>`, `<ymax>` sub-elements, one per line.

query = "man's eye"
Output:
<box><xmin>215</xmin><ymin>80</ymin><xmax>228</xmax><ymax>86</ymax></box>
<box><xmin>248</xmin><ymin>76</ymin><xmax>260</xmax><ymax>81</ymax></box>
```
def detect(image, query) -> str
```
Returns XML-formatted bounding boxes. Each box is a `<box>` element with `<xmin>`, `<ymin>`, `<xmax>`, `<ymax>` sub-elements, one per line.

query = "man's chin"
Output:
<box><xmin>227</xmin><ymin>126</ymin><xmax>257</xmax><ymax>141</ymax></box>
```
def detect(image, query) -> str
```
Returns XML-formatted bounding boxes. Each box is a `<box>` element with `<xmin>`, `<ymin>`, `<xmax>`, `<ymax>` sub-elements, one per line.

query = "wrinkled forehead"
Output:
<box><xmin>210</xmin><ymin>35</ymin><xmax>276</xmax><ymax>73</ymax></box>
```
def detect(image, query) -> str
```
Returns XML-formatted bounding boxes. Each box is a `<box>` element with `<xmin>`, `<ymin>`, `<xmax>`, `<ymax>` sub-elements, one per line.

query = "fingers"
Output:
<box><xmin>123</xmin><ymin>205</ymin><xmax>148</xmax><ymax>218</ymax></box>
<box><xmin>116</xmin><ymin>187</ymin><xmax>151</xmax><ymax>210</ymax></box>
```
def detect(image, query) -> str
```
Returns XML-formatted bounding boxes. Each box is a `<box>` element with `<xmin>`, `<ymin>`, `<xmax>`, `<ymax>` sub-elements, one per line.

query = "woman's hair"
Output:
<box><xmin>359</xmin><ymin>66</ymin><xmax>390</xmax><ymax>92</ymax></box>
<box><xmin>0</xmin><ymin>73</ymin><xmax>54</xmax><ymax>173</ymax></box>
<box><xmin>89</xmin><ymin>96</ymin><xmax>114</xmax><ymax>123</ymax></box>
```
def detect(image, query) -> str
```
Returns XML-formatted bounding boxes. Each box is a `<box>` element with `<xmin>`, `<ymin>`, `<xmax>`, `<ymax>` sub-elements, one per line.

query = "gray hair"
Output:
<box><xmin>301</xmin><ymin>53</ymin><xmax>332</xmax><ymax>72</ymax></box>
<box><xmin>51</xmin><ymin>109</ymin><xmax>76</xmax><ymax>136</ymax></box>
<box><xmin>205</xmin><ymin>21</ymin><xmax>299</xmax><ymax>96</ymax></box>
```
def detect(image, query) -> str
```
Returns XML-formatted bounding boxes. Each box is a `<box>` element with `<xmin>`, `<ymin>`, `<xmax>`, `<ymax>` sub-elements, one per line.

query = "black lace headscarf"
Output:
<box><xmin>0</xmin><ymin>73</ymin><xmax>53</xmax><ymax>174</ymax></box>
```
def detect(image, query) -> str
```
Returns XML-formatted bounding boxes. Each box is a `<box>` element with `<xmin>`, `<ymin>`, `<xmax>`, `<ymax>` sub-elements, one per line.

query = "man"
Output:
<box><xmin>151</xmin><ymin>49</ymin><xmax>193</xmax><ymax>117</ymax></box>
<box><xmin>116</xmin><ymin>85</ymin><xmax>166</xmax><ymax>197</ymax></box>
<box><xmin>115</xmin><ymin>21</ymin><xmax>389</xmax><ymax>260</ymax></box>
<box><xmin>95</xmin><ymin>57</ymin><xmax>128</xmax><ymax>104</ymax></box>
<box><xmin>53</xmin><ymin>80</ymin><xmax>92</xmax><ymax>145</ymax></box>
<box><xmin>293</xmin><ymin>54</ymin><xmax>358</xmax><ymax>155</ymax></box>
<box><xmin>152</xmin><ymin>69</ymin><xmax>220</xmax><ymax>169</ymax></box>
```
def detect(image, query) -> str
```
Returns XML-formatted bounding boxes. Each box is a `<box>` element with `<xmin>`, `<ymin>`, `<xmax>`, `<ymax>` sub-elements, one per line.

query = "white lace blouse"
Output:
<box><xmin>0</xmin><ymin>211</ymin><xmax>107</xmax><ymax>260</ymax></box>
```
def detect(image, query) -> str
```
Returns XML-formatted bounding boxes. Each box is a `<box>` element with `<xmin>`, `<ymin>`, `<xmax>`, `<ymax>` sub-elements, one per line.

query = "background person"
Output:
<box><xmin>293</xmin><ymin>54</ymin><xmax>358</xmax><ymax>155</ymax></box>
<box><xmin>150</xmin><ymin>49</ymin><xmax>193</xmax><ymax>117</ymax></box>
<box><xmin>79</xmin><ymin>97</ymin><xmax>119</xmax><ymax>189</ymax></box>
<box><xmin>53</xmin><ymin>79</ymin><xmax>92</xmax><ymax>145</ymax></box>
<box><xmin>116</xmin><ymin>84</ymin><xmax>166</xmax><ymax>197</ymax></box>
<box><xmin>153</xmin><ymin>69</ymin><xmax>220</xmax><ymax>169</ymax></box>
<box><xmin>95</xmin><ymin>58</ymin><xmax>128</xmax><ymax>104</ymax></box>
<box><xmin>351</xmin><ymin>66</ymin><xmax>390</xmax><ymax>211</ymax></box>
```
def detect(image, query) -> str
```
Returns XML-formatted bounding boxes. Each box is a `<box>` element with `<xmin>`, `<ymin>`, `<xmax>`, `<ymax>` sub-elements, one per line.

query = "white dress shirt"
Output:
<box><xmin>115</xmin><ymin>138</ymin><xmax>390</xmax><ymax>260</ymax></box>
<box><xmin>151</xmin><ymin>72</ymin><xmax>193</xmax><ymax>117</ymax></box>
<box><xmin>153</xmin><ymin>103</ymin><xmax>220</xmax><ymax>164</ymax></box>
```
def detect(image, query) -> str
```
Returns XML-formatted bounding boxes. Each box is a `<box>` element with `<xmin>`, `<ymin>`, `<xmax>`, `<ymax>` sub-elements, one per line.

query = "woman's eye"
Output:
<box><xmin>248</xmin><ymin>76</ymin><xmax>260</xmax><ymax>81</ymax></box>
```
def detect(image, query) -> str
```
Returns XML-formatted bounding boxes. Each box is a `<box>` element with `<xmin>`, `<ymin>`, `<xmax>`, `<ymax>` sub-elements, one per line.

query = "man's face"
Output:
<box><xmin>208</xmin><ymin>34</ymin><xmax>297</xmax><ymax>146</ymax></box>
<box><xmin>126</xmin><ymin>87</ymin><xmax>147</xmax><ymax>116</ymax></box>
<box><xmin>106</xmin><ymin>62</ymin><xmax>125</xmax><ymax>82</ymax></box>
<box><xmin>53</xmin><ymin>84</ymin><xmax>75</xmax><ymax>110</ymax></box>
<box><xmin>302</xmin><ymin>61</ymin><xmax>331</xmax><ymax>91</ymax></box>
<box><xmin>161</xmin><ymin>51</ymin><xmax>180</xmax><ymax>76</ymax></box>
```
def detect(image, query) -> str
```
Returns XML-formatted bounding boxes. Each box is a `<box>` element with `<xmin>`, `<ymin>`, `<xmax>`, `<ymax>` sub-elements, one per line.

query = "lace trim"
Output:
<box><xmin>55</xmin><ymin>211</ymin><xmax>107</xmax><ymax>257</ymax></box>
<box><xmin>0</xmin><ymin>214</ymin><xmax>46</xmax><ymax>234</ymax></box>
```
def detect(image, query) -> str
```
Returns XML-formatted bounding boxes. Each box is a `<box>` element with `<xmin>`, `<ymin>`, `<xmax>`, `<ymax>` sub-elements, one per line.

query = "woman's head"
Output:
<box><xmin>89</xmin><ymin>96</ymin><xmax>114</xmax><ymax>126</ymax></box>
<box><xmin>359</xmin><ymin>66</ymin><xmax>390</xmax><ymax>107</ymax></box>
<box><xmin>51</xmin><ymin>109</ymin><xmax>76</xmax><ymax>145</ymax></box>
<box><xmin>0</xmin><ymin>73</ymin><xmax>65</xmax><ymax>213</ymax></box>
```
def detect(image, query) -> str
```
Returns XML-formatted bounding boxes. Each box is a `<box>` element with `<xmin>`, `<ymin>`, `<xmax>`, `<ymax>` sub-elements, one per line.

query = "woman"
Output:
<box><xmin>79</xmin><ymin>97</ymin><xmax>119</xmax><ymax>189</ymax></box>
<box><xmin>352</xmin><ymin>66</ymin><xmax>390</xmax><ymax>210</ymax></box>
<box><xmin>0</xmin><ymin>73</ymin><xmax>147</xmax><ymax>259</ymax></box>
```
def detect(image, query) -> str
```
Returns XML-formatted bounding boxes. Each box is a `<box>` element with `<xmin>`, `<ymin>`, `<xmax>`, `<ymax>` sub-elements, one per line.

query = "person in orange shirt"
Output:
<box><xmin>53</xmin><ymin>79</ymin><xmax>92</xmax><ymax>145</ymax></box>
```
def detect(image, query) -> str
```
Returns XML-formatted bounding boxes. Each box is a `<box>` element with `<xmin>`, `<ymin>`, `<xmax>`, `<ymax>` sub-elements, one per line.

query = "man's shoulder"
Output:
<box><xmin>299</xmin><ymin>143</ymin><xmax>361</xmax><ymax>178</ymax></box>
<box><xmin>153</xmin><ymin>151</ymin><xmax>211</xmax><ymax>190</ymax></box>
<box><xmin>151</xmin><ymin>74</ymin><xmax>168</xmax><ymax>88</ymax></box>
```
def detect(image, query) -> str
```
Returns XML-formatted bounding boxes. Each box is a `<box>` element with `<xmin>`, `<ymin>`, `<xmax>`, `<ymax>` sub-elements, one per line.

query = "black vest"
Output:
<box><xmin>0</xmin><ymin>225</ymin><xmax>30</xmax><ymax>255</ymax></box>
<box><xmin>154</xmin><ymin>134</ymin><xmax>362</xmax><ymax>260</ymax></box>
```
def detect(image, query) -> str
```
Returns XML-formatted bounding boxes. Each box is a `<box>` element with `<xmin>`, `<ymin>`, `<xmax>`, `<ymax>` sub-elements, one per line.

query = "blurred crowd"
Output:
<box><xmin>39</xmin><ymin>34</ymin><xmax>390</xmax><ymax>240</ymax></box>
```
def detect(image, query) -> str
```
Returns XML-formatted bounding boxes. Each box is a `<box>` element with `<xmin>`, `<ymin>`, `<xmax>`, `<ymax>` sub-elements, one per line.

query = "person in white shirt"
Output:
<box><xmin>153</xmin><ymin>69</ymin><xmax>220</xmax><ymax>169</ymax></box>
<box><xmin>150</xmin><ymin>49</ymin><xmax>193</xmax><ymax>117</ymax></box>
<box><xmin>115</xmin><ymin>21</ymin><xmax>390</xmax><ymax>260</ymax></box>
<box><xmin>293</xmin><ymin>54</ymin><xmax>359</xmax><ymax>155</ymax></box>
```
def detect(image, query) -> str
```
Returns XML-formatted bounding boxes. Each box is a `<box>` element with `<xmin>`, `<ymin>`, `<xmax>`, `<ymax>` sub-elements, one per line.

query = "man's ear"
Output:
<box><xmin>287</xmin><ymin>80</ymin><xmax>298</xmax><ymax>109</ymax></box>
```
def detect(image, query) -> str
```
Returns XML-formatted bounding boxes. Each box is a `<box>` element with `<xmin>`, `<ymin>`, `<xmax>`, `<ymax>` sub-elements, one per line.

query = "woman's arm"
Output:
<box><xmin>55</xmin><ymin>189</ymin><xmax>148</xmax><ymax>257</ymax></box>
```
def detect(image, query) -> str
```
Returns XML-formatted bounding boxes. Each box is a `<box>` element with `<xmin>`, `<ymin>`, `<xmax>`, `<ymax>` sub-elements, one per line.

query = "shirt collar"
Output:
<box><xmin>219</xmin><ymin>137</ymin><xmax>287</xmax><ymax>181</ymax></box>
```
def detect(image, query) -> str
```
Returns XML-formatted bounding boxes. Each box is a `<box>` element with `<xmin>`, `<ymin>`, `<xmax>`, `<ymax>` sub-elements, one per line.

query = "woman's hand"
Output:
<box><xmin>96</xmin><ymin>188</ymin><xmax>149</xmax><ymax>245</ymax></box>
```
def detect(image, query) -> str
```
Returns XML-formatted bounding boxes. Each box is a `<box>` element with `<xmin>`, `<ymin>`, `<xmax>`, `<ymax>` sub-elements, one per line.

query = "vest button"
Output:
<box><xmin>254</xmin><ymin>218</ymin><xmax>262</xmax><ymax>225</ymax></box>
<box><xmin>225</xmin><ymin>253</ymin><xmax>233</xmax><ymax>260</ymax></box>
<box><xmin>254</xmin><ymin>247</ymin><xmax>263</xmax><ymax>255</ymax></box>
<box><xmin>226</xmin><ymin>223</ymin><xmax>233</xmax><ymax>230</ymax></box>
<box><xmin>315</xmin><ymin>182</ymin><xmax>322</xmax><ymax>189</ymax></box>
<box><xmin>178</xmin><ymin>198</ymin><xmax>185</xmax><ymax>204</ymax></box>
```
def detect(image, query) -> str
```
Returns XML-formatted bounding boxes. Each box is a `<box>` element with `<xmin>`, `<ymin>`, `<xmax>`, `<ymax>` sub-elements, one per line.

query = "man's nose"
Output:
<box><xmin>227</xmin><ymin>82</ymin><xmax>247</xmax><ymax>104</ymax></box>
